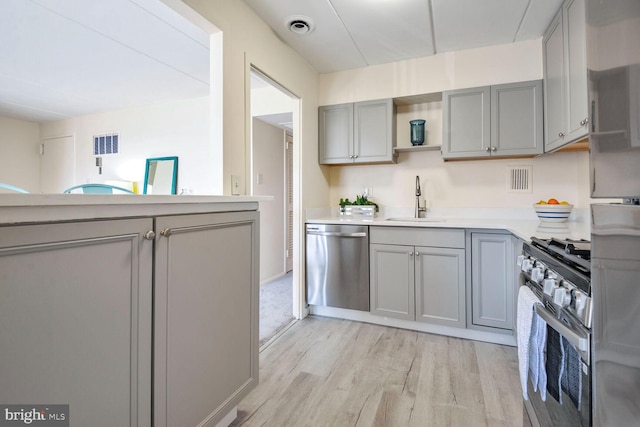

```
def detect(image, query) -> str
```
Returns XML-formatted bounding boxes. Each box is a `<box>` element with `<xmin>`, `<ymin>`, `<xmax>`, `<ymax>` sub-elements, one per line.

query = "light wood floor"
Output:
<box><xmin>231</xmin><ymin>316</ymin><xmax>529</xmax><ymax>427</ymax></box>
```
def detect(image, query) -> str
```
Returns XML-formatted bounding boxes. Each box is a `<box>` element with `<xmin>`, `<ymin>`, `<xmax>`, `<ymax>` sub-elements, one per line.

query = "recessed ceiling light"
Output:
<box><xmin>285</xmin><ymin>15</ymin><xmax>314</xmax><ymax>35</ymax></box>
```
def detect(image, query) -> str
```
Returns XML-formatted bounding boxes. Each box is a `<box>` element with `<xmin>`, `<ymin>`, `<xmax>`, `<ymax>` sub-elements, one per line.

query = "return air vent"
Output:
<box><xmin>507</xmin><ymin>166</ymin><xmax>532</xmax><ymax>193</ymax></box>
<box><xmin>93</xmin><ymin>132</ymin><xmax>119</xmax><ymax>155</ymax></box>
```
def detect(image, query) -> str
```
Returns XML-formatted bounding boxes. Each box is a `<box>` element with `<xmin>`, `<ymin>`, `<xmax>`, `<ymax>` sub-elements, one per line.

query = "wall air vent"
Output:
<box><xmin>93</xmin><ymin>133</ymin><xmax>119</xmax><ymax>155</ymax></box>
<box><xmin>507</xmin><ymin>165</ymin><xmax>532</xmax><ymax>193</ymax></box>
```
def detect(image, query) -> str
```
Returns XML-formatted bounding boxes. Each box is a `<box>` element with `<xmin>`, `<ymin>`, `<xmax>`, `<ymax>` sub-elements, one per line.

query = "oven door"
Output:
<box><xmin>521</xmin><ymin>284</ymin><xmax>592</xmax><ymax>427</ymax></box>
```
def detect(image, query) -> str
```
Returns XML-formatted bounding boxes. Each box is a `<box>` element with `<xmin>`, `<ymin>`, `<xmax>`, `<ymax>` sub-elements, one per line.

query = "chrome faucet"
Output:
<box><xmin>415</xmin><ymin>175</ymin><xmax>426</xmax><ymax>218</ymax></box>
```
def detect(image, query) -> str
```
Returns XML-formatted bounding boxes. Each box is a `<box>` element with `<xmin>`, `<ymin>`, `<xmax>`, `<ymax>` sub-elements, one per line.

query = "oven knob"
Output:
<box><xmin>574</xmin><ymin>291</ymin><xmax>587</xmax><ymax>313</ymax></box>
<box><xmin>517</xmin><ymin>255</ymin><xmax>525</xmax><ymax>266</ymax></box>
<box><xmin>521</xmin><ymin>259</ymin><xmax>533</xmax><ymax>272</ymax></box>
<box><xmin>531</xmin><ymin>267</ymin><xmax>545</xmax><ymax>283</ymax></box>
<box><xmin>543</xmin><ymin>278</ymin><xmax>558</xmax><ymax>296</ymax></box>
<box><xmin>547</xmin><ymin>270</ymin><xmax>558</xmax><ymax>280</ymax></box>
<box><xmin>553</xmin><ymin>287</ymin><xmax>571</xmax><ymax>307</ymax></box>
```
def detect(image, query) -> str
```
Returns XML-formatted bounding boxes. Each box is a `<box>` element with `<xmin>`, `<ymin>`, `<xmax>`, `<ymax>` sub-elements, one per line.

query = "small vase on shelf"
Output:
<box><xmin>410</xmin><ymin>120</ymin><xmax>426</xmax><ymax>146</ymax></box>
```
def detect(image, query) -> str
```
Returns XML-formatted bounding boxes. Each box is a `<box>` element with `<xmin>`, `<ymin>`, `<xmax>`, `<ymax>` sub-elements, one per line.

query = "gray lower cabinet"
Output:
<box><xmin>0</xmin><ymin>218</ymin><xmax>153</xmax><ymax>427</ymax></box>
<box><xmin>370</xmin><ymin>243</ymin><xmax>415</xmax><ymax>320</ymax></box>
<box><xmin>0</xmin><ymin>210</ymin><xmax>259</xmax><ymax>427</ymax></box>
<box><xmin>154</xmin><ymin>211</ymin><xmax>259</xmax><ymax>427</ymax></box>
<box><xmin>319</xmin><ymin>99</ymin><xmax>396</xmax><ymax>164</ymax></box>
<box><xmin>370</xmin><ymin>227</ymin><xmax>465</xmax><ymax>328</ymax></box>
<box><xmin>469</xmin><ymin>232</ymin><xmax>514</xmax><ymax>331</ymax></box>
<box><xmin>543</xmin><ymin>0</ymin><xmax>589</xmax><ymax>152</ymax></box>
<box><xmin>442</xmin><ymin>80</ymin><xmax>543</xmax><ymax>159</ymax></box>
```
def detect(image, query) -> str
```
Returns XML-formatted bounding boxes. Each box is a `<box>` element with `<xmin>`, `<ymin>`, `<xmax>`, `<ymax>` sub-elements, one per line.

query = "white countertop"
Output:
<box><xmin>306</xmin><ymin>207</ymin><xmax>591</xmax><ymax>242</ymax></box>
<box><xmin>0</xmin><ymin>194</ymin><xmax>273</xmax><ymax>224</ymax></box>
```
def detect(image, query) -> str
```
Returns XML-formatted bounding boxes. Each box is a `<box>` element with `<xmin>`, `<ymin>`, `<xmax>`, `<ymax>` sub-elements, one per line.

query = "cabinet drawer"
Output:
<box><xmin>370</xmin><ymin>227</ymin><xmax>465</xmax><ymax>248</ymax></box>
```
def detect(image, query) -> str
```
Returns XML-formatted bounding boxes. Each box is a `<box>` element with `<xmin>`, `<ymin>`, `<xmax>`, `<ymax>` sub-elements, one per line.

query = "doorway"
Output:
<box><xmin>40</xmin><ymin>135</ymin><xmax>75</xmax><ymax>193</ymax></box>
<box><xmin>249</xmin><ymin>68</ymin><xmax>297</xmax><ymax>346</ymax></box>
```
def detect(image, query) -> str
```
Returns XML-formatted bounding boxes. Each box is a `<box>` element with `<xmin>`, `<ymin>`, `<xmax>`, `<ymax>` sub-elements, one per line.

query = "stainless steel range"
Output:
<box><xmin>518</xmin><ymin>237</ymin><xmax>593</xmax><ymax>426</ymax></box>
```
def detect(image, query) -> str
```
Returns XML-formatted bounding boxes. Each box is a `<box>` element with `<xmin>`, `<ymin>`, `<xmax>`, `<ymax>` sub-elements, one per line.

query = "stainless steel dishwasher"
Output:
<box><xmin>306</xmin><ymin>223</ymin><xmax>369</xmax><ymax>311</ymax></box>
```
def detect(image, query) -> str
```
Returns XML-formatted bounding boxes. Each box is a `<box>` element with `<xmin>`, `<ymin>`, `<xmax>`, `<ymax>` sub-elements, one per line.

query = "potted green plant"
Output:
<box><xmin>339</xmin><ymin>194</ymin><xmax>379</xmax><ymax>217</ymax></box>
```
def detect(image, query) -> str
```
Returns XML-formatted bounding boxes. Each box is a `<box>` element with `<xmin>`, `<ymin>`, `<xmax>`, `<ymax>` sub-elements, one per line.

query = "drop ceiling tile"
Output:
<box><xmin>516</xmin><ymin>0</ymin><xmax>563</xmax><ymax>40</ymax></box>
<box><xmin>244</xmin><ymin>0</ymin><xmax>367</xmax><ymax>72</ymax></box>
<box><xmin>432</xmin><ymin>0</ymin><xmax>530</xmax><ymax>52</ymax></box>
<box><xmin>330</xmin><ymin>0</ymin><xmax>434</xmax><ymax>66</ymax></box>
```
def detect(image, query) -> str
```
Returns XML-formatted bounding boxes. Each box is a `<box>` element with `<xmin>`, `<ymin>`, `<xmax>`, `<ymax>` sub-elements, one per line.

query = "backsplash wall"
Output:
<box><xmin>329</xmin><ymin>150</ymin><xmax>591</xmax><ymax>212</ymax></box>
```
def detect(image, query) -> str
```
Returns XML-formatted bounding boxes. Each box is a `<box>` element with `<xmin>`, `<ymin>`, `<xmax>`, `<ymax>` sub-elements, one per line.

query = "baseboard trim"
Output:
<box><xmin>309</xmin><ymin>305</ymin><xmax>516</xmax><ymax>347</ymax></box>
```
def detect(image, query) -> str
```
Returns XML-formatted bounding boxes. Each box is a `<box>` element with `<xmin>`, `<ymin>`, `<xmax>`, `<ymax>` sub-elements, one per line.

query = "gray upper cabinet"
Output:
<box><xmin>442</xmin><ymin>86</ymin><xmax>491</xmax><ymax>159</ymax></box>
<box><xmin>442</xmin><ymin>81</ymin><xmax>543</xmax><ymax>159</ymax></box>
<box><xmin>543</xmin><ymin>0</ymin><xmax>588</xmax><ymax>152</ymax></box>
<box><xmin>469</xmin><ymin>232</ymin><xmax>514</xmax><ymax>331</ymax></box>
<box><xmin>491</xmin><ymin>80</ymin><xmax>544</xmax><ymax>156</ymax></box>
<box><xmin>319</xmin><ymin>99</ymin><xmax>396</xmax><ymax>164</ymax></box>
<box><xmin>319</xmin><ymin>103</ymin><xmax>353</xmax><ymax>164</ymax></box>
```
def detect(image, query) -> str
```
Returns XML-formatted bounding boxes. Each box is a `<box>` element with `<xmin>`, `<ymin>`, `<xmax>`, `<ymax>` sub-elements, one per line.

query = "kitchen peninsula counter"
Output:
<box><xmin>0</xmin><ymin>194</ymin><xmax>272</xmax><ymax>224</ymax></box>
<box><xmin>0</xmin><ymin>195</ymin><xmax>267</xmax><ymax>427</ymax></box>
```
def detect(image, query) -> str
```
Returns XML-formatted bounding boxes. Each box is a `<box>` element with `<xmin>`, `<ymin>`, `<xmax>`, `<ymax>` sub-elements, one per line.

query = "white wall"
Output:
<box><xmin>40</xmin><ymin>96</ymin><xmax>211</xmax><ymax>194</ymax></box>
<box><xmin>330</xmin><ymin>150</ymin><xmax>589</xmax><ymax>211</ymax></box>
<box><xmin>319</xmin><ymin>39</ymin><xmax>543</xmax><ymax>105</ymax></box>
<box><xmin>252</xmin><ymin>118</ymin><xmax>286</xmax><ymax>283</ymax></box>
<box><xmin>183</xmin><ymin>0</ymin><xmax>323</xmax><ymax>317</ymax></box>
<box><xmin>0</xmin><ymin>116</ymin><xmax>41</xmax><ymax>192</ymax></box>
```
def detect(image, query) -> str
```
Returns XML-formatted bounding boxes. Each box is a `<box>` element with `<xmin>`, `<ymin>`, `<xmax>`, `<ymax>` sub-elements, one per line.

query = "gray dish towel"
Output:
<box><xmin>561</xmin><ymin>336</ymin><xmax>583</xmax><ymax>410</ymax></box>
<box><xmin>528</xmin><ymin>311</ymin><xmax>547</xmax><ymax>401</ymax></box>
<box><xmin>546</xmin><ymin>326</ymin><xmax>565</xmax><ymax>404</ymax></box>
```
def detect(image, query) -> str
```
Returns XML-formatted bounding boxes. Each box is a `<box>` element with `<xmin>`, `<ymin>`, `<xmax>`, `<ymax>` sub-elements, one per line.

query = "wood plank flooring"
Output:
<box><xmin>231</xmin><ymin>316</ymin><xmax>529</xmax><ymax>427</ymax></box>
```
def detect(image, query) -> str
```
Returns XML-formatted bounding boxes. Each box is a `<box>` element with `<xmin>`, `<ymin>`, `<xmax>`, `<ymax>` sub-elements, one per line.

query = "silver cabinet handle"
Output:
<box><xmin>485</xmin><ymin>147</ymin><xmax>491</xmax><ymax>152</ymax></box>
<box><xmin>415</xmin><ymin>252</ymin><xmax>420</xmax><ymax>256</ymax></box>
<box><xmin>559</xmin><ymin>132</ymin><xmax>565</xmax><ymax>138</ymax></box>
<box><xmin>160</xmin><ymin>228</ymin><xmax>172</xmax><ymax>237</ymax></box>
<box><xmin>491</xmin><ymin>146</ymin><xmax>497</xmax><ymax>152</ymax></box>
<box><xmin>143</xmin><ymin>230</ymin><xmax>156</xmax><ymax>240</ymax></box>
<box><xmin>580</xmin><ymin>117</ymin><xmax>589</xmax><ymax>126</ymax></box>
<box><xmin>409</xmin><ymin>251</ymin><xmax>414</xmax><ymax>256</ymax></box>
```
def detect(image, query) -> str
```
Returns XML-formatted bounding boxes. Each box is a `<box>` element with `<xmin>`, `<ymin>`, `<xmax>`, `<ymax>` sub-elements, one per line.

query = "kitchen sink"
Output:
<box><xmin>385</xmin><ymin>217</ymin><xmax>446</xmax><ymax>223</ymax></box>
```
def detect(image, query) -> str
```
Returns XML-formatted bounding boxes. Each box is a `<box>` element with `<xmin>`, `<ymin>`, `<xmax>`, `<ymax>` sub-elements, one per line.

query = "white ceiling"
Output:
<box><xmin>2</xmin><ymin>0</ymin><xmax>565</xmax><ymax>124</ymax></box>
<box><xmin>0</xmin><ymin>0</ymin><xmax>212</xmax><ymax>123</ymax></box>
<box><xmin>243</xmin><ymin>0</ymin><xmax>564</xmax><ymax>73</ymax></box>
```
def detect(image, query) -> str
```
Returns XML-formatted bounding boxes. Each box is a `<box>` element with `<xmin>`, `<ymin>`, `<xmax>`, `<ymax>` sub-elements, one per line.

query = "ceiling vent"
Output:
<box><xmin>286</xmin><ymin>15</ymin><xmax>314</xmax><ymax>35</ymax></box>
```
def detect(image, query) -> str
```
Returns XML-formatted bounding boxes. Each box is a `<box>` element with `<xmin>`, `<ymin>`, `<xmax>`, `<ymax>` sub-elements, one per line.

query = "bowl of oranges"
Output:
<box><xmin>533</xmin><ymin>198</ymin><xmax>573</xmax><ymax>222</ymax></box>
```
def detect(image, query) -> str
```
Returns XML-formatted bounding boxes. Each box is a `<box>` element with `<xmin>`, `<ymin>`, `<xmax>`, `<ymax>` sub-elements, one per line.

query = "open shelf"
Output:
<box><xmin>394</xmin><ymin>145</ymin><xmax>442</xmax><ymax>154</ymax></box>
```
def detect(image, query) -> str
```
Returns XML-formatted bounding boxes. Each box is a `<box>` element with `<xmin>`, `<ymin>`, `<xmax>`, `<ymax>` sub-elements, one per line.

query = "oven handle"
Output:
<box><xmin>534</xmin><ymin>304</ymin><xmax>590</xmax><ymax>364</ymax></box>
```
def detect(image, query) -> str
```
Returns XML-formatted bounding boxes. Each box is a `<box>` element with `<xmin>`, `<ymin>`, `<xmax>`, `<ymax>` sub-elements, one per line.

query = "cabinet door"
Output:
<box><xmin>564</xmin><ymin>0</ymin><xmax>589</xmax><ymax>143</ymax></box>
<box><xmin>354</xmin><ymin>99</ymin><xmax>396</xmax><ymax>163</ymax></box>
<box><xmin>154</xmin><ymin>211</ymin><xmax>259</xmax><ymax>427</ymax></box>
<box><xmin>543</xmin><ymin>10</ymin><xmax>567</xmax><ymax>152</ymax></box>
<box><xmin>471</xmin><ymin>233</ymin><xmax>514</xmax><ymax>330</ymax></box>
<box><xmin>442</xmin><ymin>86</ymin><xmax>491</xmax><ymax>159</ymax></box>
<box><xmin>319</xmin><ymin>103</ymin><xmax>354</xmax><ymax>164</ymax></box>
<box><xmin>415</xmin><ymin>246</ymin><xmax>466</xmax><ymax>328</ymax></box>
<box><xmin>370</xmin><ymin>243</ymin><xmax>414</xmax><ymax>320</ymax></box>
<box><xmin>491</xmin><ymin>80</ymin><xmax>544</xmax><ymax>156</ymax></box>
<box><xmin>0</xmin><ymin>219</ymin><xmax>153</xmax><ymax>427</ymax></box>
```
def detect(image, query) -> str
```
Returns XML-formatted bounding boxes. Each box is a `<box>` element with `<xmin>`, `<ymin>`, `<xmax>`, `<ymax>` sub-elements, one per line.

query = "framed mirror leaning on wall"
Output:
<box><xmin>143</xmin><ymin>156</ymin><xmax>178</xmax><ymax>195</ymax></box>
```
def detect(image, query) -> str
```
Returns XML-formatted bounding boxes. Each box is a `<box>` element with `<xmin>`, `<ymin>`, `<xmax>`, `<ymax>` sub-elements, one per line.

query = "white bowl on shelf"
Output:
<box><xmin>533</xmin><ymin>203</ymin><xmax>573</xmax><ymax>222</ymax></box>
